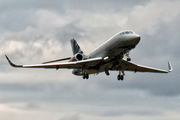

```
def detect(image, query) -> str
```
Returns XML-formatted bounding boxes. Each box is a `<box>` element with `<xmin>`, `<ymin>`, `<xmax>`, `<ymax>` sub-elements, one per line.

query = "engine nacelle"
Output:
<box><xmin>75</xmin><ymin>53</ymin><xmax>84</xmax><ymax>61</ymax></box>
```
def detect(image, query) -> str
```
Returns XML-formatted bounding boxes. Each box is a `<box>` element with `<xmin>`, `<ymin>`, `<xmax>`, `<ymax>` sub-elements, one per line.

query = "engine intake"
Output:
<box><xmin>75</xmin><ymin>53</ymin><xmax>84</xmax><ymax>61</ymax></box>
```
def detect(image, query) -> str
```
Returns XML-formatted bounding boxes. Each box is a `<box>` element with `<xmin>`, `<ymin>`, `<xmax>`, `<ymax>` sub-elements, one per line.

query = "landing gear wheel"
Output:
<box><xmin>120</xmin><ymin>75</ymin><xmax>124</xmax><ymax>81</ymax></box>
<box><xmin>85</xmin><ymin>74</ymin><xmax>89</xmax><ymax>79</ymax></box>
<box><xmin>83</xmin><ymin>74</ymin><xmax>89</xmax><ymax>79</ymax></box>
<box><xmin>117</xmin><ymin>75</ymin><xmax>121</xmax><ymax>80</ymax></box>
<box><xmin>83</xmin><ymin>74</ymin><xmax>86</xmax><ymax>79</ymax></box>
<box><xmin>127</xmin><ymin>58</ymin><xmax>131</xmax><ymax>61</ymax></box>
<box><xmin>117</xmin><ymin>75</ymin><xmax>124</xmax><ymax>81</ymax></box>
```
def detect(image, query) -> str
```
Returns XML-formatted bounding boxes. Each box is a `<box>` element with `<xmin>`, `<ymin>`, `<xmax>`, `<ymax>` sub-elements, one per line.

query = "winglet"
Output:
<box><xmin>168</xmin><ymin>62</ymin><xmax>173</xmax><ymax>72</ymax></box>
<box><xmin>5</xmin><ymin>55</ymin><xmax>23</xmax><ymax>67</ymax></box>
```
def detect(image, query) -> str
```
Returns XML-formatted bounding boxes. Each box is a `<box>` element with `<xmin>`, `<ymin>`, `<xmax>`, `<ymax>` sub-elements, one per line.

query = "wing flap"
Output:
<box><xmin>120</xmin><ymin>59</ymin><xmax>172</xmax><ymax>73</ymax></box>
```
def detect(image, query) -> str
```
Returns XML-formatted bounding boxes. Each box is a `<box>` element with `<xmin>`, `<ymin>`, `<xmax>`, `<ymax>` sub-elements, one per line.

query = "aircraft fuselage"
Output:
<box><xmin>73</xmin><ymin>30</ymin><xmax>141</xmax><ymax>75</ymax></box>
<box><xmin>89</xmin><ymin>31</ymin><xmax>140</xmax><ymax>58</ymax></box>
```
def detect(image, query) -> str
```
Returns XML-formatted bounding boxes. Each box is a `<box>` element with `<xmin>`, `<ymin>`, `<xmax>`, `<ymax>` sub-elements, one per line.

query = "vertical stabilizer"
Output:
<box><xmin>70</xmin><ymin>39</ymin><xmax>83</xmax><ymax>55</ymax></box>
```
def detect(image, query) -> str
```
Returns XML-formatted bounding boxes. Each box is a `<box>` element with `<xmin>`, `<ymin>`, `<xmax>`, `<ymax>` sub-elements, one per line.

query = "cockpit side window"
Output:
<box><xmin>125</xmin><ymin>31</ymin><xmax>129</xmax><ymax>34</ymax></box>
<box><xmin>119</xmin><ymin>31</ymin><xmax>134</xmax><ymax>36</ymax></box>
<box><xmin>129</xmin><ymin>31</ymin><xmax>133</xmax><ymax>34</ymax></box>
<box><xmin>119</xmin><ymin>32</ymin><xmax>124</xmax><ymax>35</ymax></box>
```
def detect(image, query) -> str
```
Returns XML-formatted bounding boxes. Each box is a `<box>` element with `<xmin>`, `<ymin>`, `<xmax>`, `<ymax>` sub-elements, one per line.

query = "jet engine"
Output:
<box><xmin>75</xmin><ymin>53</ymin><xmax>84</xmax><ymax>61</ymax></box>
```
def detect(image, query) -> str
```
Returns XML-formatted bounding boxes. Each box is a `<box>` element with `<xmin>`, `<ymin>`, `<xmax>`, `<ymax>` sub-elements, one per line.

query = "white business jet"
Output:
<box><xmin>5</xmin><ymin>30</ymin><xmax>173</xmax><ymax>80</ymax></box>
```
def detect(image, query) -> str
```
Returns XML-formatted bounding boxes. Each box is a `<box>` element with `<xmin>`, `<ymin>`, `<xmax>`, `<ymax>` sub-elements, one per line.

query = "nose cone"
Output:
<box><xmin>127</xmin><ymin>34</ymin><xmax>140</xmax><ymax>46</ymax></box>
<box><xmin>134</xmin><ymin>34</ymin><xmax>141</xmax><ymax>45</ymax></box>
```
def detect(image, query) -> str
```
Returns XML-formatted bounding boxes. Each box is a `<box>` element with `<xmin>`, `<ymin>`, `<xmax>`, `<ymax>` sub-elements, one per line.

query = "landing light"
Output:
<box><xmin>104</xmin><ymin>56</ymin><xmax>109</xmax><ymax>60</ymax></box>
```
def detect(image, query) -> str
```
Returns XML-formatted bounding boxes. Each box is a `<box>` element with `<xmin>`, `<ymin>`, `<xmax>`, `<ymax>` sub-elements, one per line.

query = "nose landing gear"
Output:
<box><xmin>126</xmin><ymin>52</ymin><xmax>131</xmax><ymax>61</ymax></box>
<box><xmin>127</xmin><ymin>58</ymin><xmax>131</xmax><ymax>61</ymax></box>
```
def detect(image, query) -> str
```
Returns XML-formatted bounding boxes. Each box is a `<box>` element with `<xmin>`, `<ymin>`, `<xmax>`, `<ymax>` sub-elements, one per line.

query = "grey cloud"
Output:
<box><xmin>0</xmin><ymin>0</ymin><xmax>149</xmax><ymax>13</ymax></box>
<box><xmin>8</xmin><ymin>102</ymin><xmax>40</xmax><ymax>111</ymax></box>
<box><xmin>0</xmin><ymin>83</ymin><xmax>44</xmax><ymax>92</ymax></box>
<box><xmin>0</xmin><ymin>0</ymin><xmax>151</xmax><ymax>32</ymax></box>
<box><xmin>124</xmin><ymin>12</ymin><xmax>180</xmax><ymax>97</ymax></box>
<box><xmin>0</xmin><ymin>9</ymin><xmax>37</xmax><ymax>32</ymax></box>
<box><xmin>125</xmin><ymin>74</ymin><xmax>180</xmax><ymax>97</ymax></box>
<box><xmin>101</xmin><ymin>107</ymin><xmax>163</xmax><ymax>117</ymax></box>
<box><xmin>64</xmin><ymin>0</ymin><xmax>151</xmax><ymax>12</ymax></box>
<box><xmin>55</xmin><ymin>23</ymin><xmax>86</xmax><ymax>44</ymax></box>
<box><xmin>0</xmin><ymin>78</ymin><xmax>179</xmax><ymax>118</ymax></box>
<box><xmin>95</xmin><ymin>71</ymin><xmax>180</xmax><ymax>97</ymax></box>
<box><xmin>59</xmin><ymin>113</ymin><xmax>80</xmax><ymax>120</ymax></box>
<box><xmin>137</xmin><ymin>20</ymin><xmax>180</xmax><ymax>60</ymax></box>
<box><xmin>0</xmin><ymin>0</ymin><xmax>65</xmax><ymax>12</ymax></box>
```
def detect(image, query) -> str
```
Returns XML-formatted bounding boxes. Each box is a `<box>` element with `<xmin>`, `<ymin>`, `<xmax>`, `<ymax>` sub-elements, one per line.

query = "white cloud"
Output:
<box><xmin>60</xmin><ymin>113</ymin><xmax>80</xmax><ymax>120</ymax></box>
<box><xmin>0</xmin><ymin>103</ymin><xmax>64</xmax><ymax>120</ymax></box>
<box><xmin>0</xmin><ymin>41</ymin><xmax>25</xmax><ymax>55</ymax></box>
<box><xmin>124</xmin><ymin>0</ymin><xmax>180</xmax><ymax>34</ymax></box>
<box><xmin>35</xmin><ymin>10</ymin><xmax>71</xmax><ymax>30</ymax></box>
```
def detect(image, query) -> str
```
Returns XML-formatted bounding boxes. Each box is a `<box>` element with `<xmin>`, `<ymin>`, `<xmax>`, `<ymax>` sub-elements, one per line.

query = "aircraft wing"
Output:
<box><xmin>118</xmin><ymin>59</ymin><xmax>173</xmax><ymax>73</ymax></box>
<box><xmin>5</xmin><ymin>55</ymin><xmax>102</xmax><ymax>69</ymax></box>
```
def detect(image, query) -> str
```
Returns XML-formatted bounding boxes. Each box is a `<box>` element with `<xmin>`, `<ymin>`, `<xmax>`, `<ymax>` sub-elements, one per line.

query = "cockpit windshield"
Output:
<box><xmin>119</xmin><ymin>31</ymin><xmax>134</xmax><ymax>35</ymax></box>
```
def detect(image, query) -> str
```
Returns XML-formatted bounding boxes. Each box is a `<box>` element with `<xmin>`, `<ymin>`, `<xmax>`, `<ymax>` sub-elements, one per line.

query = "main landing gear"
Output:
<box><xmin>83</xmin><ymin>73</ymin><xmax>89</xmax><ymax>79</ymax></box>
<box><xmin>117</xmin><ymin>75</ymin><xmax>124</xmax><ymax>81</ymax></box>
<box><xmin>117</xmin><ymin>70</ymin><xmax>124</xmax><ymax>81</ymax></box>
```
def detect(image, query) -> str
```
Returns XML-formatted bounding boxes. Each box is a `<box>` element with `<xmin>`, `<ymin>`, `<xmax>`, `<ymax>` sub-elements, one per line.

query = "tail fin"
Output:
<box><xmin>70</xmin><ymin>38</ymin><xmax>83</xmax><ymax>55</ymax></box>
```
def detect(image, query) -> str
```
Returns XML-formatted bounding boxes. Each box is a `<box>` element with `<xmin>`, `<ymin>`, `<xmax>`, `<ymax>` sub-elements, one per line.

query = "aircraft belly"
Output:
<box><xmin>72</xmin><ymin>68</ymin><xmax>105</xmax><ymax>76</ymax></box>
<box><xmin>87</xmin><ymin>69</ymin><xmax>104</xmax><ymax>75</ymax></box>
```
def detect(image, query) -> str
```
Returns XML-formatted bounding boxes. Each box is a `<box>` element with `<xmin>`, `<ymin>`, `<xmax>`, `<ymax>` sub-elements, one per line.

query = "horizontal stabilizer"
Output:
<box><xmin>42</xmin><ymin>57</ymin><xmax>71</xmax><ymax>64</ymax></box>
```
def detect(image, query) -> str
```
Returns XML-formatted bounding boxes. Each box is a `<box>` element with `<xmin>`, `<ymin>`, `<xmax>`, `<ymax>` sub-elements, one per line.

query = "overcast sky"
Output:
<box><xmin>0</xmin><ymin>0</ymin><xmax>180</xmax><ymax>120</ymax></box>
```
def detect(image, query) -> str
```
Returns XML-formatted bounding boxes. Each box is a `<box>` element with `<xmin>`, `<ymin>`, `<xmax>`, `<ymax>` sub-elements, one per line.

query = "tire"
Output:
<box><xmin>120</xmin><ymin>75</ymin><xmax>124</xmax><ymax>81</ymax></box>
<box><xmin>117</xmin><ymin>75</ymin><xmax>121</xmax><ymax>80</ymax></box>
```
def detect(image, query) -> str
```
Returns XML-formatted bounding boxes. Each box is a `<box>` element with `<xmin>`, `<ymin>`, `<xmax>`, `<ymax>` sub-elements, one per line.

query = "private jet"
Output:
<box><xmin>5</xmin><ymin>30</ymin><xmax>173</xmax><ymax>80</ymax></box>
